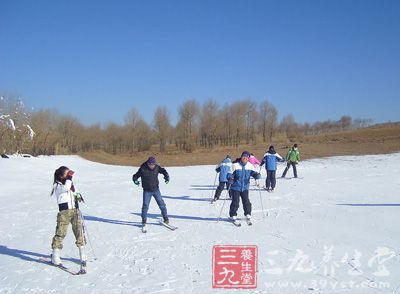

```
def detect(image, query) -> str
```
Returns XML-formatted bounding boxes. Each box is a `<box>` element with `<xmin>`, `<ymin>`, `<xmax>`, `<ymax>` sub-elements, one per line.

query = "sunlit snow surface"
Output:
<box><xmin>0</xmin><ymin>153</ymin><xmax>399</xmax><ymax>293</ymax></box>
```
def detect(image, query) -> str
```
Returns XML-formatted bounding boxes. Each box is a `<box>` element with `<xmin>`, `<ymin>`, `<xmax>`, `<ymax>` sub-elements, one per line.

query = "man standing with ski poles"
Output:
<box><xmin>227</xmin><ymin>151</ymin><xmax>261</xmax><ymax>226</ymax></box>
<box><xmin>132</xmin><ymin>156</ymin><xmax>171</xmax><ymax>232</ymax></box>
<box><xmin>281</xmin><ymin>143</ymin><xmax>301</xmax><ymax>178</ymax></box>
<box><xmin>211</xmin><ymin>155</ymin><xmax>232</xmax><ymax>203</ymax></box>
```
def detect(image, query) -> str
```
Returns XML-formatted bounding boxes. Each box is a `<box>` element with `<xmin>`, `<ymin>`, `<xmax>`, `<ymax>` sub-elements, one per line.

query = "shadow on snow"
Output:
<box><xmin>337</xmin><ymin>203</ymin><xmax>400</xmax><ymax>207</ymax></box>
<box><xmin>190</xmin><ymin>187</ymin><xmax>262</xmax><ymax>191</ymax></box>
<box><xmin>0</xmin><ymin>245</ymin><xmax>80</xmax><ymax>264</ymax></box>
<box><xmin>83</xmin><ymin>215</ymin><xmax>144</xmax><ymax>227</ymax></box>
<box><xmin>162</xmin><ymin>195</ymin><xmax>212</xmax><ymax>202</ymax></box>
<box><xmin>131</xmin><ymin>212</ymin><xmax>229</xmax><ymax>223</ymax></box>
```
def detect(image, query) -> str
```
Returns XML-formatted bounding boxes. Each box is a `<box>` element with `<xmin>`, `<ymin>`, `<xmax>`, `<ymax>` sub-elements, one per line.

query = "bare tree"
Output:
<box><xmin>153</xmin><ymin>106</ymin><xmax>171</xmax><ymax>153</ymax></box>
<box><xmin>176</xmin><ymin>99</ymin><xmax>199</xmax><ymax>152</ymax></box>
<box><xmin>353</xmin><ymin>118</ymin><xmax>373</xmax><ymax>129</ymax></box>
<box><xmin>199</xmin><ymin>99</ymin><xmax>219</xmax><ymax>148</ymax></box>
<box><xmin>30</xmin><ymin>109</ymin><xmax>59</xmax><ymax>155</ymax></box>
<box><xmin>228</xmin><ymin>101</ymin><xmax>247</xmax><ymax>147</ymax></box>
<box><xmin>135</xmin><ymin>119</ymin><xmax>153</xmax><ymax>152</ymax></box>
<box><xmin>258</xmin><ymin>99</ymin><xmax>277</xmax><ymax>142</ymax></box>
<box><xmin>339</xmin><ymin>115</ymin><xmax>352</xmax><ymax>131</ymax></box>
<box><xmin>215</xmin><ymin>105</ymin><xmax>230</xmax><ymax>146</ymax></box>
<box><xmin>104</xmin><ymin>123</ymin><xmax>124</xmax><ymax>155</ymax></box>
<box><xmin>125</xmin><ymin>108</ymin><xmax>141</xmax><ymax>154</ymax></box>
<box><xmin>0</xmin><ymin>94</ymin><xmax>34</xmax><ymax>154</ymax></box>
<box><xmin>280</xmin><ymin>114</ymin><xmax>299</xmax><ymax>140</ymax></box>
<box><xmin>243</xmin><ymin>99</ymin><xmax>258</xmax><ymax>144</ymax></box>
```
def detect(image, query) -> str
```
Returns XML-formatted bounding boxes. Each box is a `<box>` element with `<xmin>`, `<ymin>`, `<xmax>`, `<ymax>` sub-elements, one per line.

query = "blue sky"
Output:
<box><xmin>0</xmin><ymin>0</ymin><xmax>399</xmax><ymax>126</ymax></box>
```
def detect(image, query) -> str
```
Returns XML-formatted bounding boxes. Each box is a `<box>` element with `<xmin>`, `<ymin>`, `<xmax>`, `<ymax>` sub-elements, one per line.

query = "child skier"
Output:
<box><xmin>249</xmin><ymin>153</ymin><xmax>261</xmax><ymax>169</ymax></box>
<box><xmin>281</xmin><ymin>143</ymin><xmax>301</xmax><ymax>178</ymax></box>
<box><xmin>249</xmin><ymin>153</ymin><xmax>261</xmax><ymax>186</ymax></box>
<box><xmin>132</xmin><ymin>156</ymin><xmax>170</xmax><ymax>229</ymax></box>
<box><xmin>260</xmin><ymin>145</ymin><xmax>284</xmax><ymax>191</ymax></box>
<box><xmin>212</xmin><ymin>155</ymin><xmax>232</xmax><ymax>202</ymax></box>
<box><xmin>227</xmin><ymin>151</ymin><xmax>261</xmax><ymax>226</ymax></box>
<box><xmin>50</xmin><ymin>166</ymin><xmax>86</xmax><ymax>266</ymax></box>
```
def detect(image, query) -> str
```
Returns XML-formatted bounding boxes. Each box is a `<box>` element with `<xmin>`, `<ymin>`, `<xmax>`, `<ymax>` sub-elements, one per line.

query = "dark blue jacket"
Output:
<box><xmin>132</xmin><ymin>163</ymin><xmax>169</xmax><ymax>192</ymax></box>
<box><xmin>228</xmin><ymin>161</ymin><xmax>260</xmax><ymax>192</ymax></box>
<box><xmin>215</xmin><ymin>158</ymin><xmax>232</xmax><ymax>182</ymax></box>
<box><xmin>261</xmin><ymin>151</ymin><xmax>284</xmax><ymax>171</ymax></box>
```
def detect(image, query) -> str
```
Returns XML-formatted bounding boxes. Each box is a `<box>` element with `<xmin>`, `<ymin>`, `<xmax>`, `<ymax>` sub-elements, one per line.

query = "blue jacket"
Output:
<box><xmin>215</xmin><ymin>158</ymin><xmax>232</xmax><ymax>182</ymax></box>
<box><xmin>228</xmin><ymin>161</ymin><xmax>260</xmax><ymax>192</ymax></box>
<box><xmin>261</xmin><ymin>151</ymin><xmax>284</xmax><ymax>171</ymax></box>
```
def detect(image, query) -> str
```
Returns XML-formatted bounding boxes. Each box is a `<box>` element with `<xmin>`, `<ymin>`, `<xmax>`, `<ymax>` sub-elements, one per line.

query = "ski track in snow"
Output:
<box><xmin>0</xmin><ymin>153</ymin><xmax>400</xmax><ymax>293</ymax></box>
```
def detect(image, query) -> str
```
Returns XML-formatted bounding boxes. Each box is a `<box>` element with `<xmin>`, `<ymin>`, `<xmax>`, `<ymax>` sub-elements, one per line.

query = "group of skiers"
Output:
<box><xmin>49</xmin><ymin>144</ymin><xmax>300</xmax><ymax>265</ymax></box>
<box><xmin>211</xmin><ymin>144</ymin><xmax>300</xmax><ymax>224</ymax></box>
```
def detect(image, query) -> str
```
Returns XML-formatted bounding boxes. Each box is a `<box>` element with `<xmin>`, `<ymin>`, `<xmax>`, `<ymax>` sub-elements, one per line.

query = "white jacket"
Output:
<box><xmin>53</xmin><ymin>179</ymin><xmax>77</xmax><ymax>210</ymax></box>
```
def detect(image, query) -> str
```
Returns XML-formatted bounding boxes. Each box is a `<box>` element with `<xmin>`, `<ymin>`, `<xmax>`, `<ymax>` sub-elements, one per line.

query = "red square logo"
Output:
<box><xmin>212</xmin><ymin>245</ymin><xmax>258</xmax><ymax>289</ymax></box>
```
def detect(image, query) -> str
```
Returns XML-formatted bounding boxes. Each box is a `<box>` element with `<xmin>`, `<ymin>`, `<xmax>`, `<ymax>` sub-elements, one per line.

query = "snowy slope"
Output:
<box><xmin>0</xmin><ymin>154</ymin><xmax>399</xmax><ymax>294</ymax></box>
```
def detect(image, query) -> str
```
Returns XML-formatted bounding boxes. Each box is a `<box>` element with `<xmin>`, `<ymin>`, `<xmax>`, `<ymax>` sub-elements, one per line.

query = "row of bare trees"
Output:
<box><xmin>0</xmin><ymin>94</ymin><xmax>372</xmax><ymax>156</ymax></box>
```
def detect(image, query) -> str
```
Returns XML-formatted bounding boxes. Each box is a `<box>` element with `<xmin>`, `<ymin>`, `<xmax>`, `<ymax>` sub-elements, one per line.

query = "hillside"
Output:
<box><xmin>80</xmin><ymin>123</ymin><xmax>400</xmax><ymax>167</ymax></box>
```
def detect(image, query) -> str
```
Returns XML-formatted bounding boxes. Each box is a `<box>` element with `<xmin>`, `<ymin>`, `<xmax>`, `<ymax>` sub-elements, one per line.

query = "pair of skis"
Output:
<box><xmin>142</xmin><ymin>220</ymin><xmax>178</xmax><ymax>233</ymax></box>
<box><xmin>38</xmin><ymin>257</ymin><xmax>86</xmax><ymax>275</ymax></box>
<box><xmin>230</xmin><ymin>218</ymin><xmax>252</xmax><ymax>227</ymax></box>
<box><xmin>262</xmin><ymin>186</ymin><xmax>275</xmax><ymax>192</ymax></box>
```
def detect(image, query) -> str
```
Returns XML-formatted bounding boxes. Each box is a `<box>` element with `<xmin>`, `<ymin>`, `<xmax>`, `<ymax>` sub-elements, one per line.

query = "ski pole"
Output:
<box><xmin>72</xmin><ymin>207</ymin><xmax>87</xmax><ymax>274</ymax></box>
<box><xmin>256</xmin><ymin>180</ymin><xmax>266</xmax><ymax>219</ymax></box>
<box><xmin>79</xmin><ymin>210</ymin><xmax>98</xmax><ymax>260</ymax></box>
<box><xmin>217</xmin><ymin>188</ymin><xmax>230</xmax><ymax>223</ymax></box>
<box><xmin>210</xmin><ymin>171</ymin><xmax>218</xmax><ymax>199</ymax></box>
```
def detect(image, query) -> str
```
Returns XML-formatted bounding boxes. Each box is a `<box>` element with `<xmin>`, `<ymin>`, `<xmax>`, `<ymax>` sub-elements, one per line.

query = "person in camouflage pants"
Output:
<box><xmin>50</xmin><ymin>166</ymin><xmax>86</xmax><ymax>265</ymax></box>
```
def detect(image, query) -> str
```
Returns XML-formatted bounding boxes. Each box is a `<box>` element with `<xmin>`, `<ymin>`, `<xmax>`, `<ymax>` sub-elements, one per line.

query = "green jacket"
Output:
<box><xmin>286</xmin><ymin>148</ymin><xmax>300</xmax><ymax>163</ymax></box>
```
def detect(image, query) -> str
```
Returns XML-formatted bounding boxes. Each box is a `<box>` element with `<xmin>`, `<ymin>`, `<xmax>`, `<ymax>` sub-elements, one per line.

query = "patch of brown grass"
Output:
<box><xmin>80</xmin><ymin>123</ymin><xmax>400</xmax><ymax>167</ymax></box>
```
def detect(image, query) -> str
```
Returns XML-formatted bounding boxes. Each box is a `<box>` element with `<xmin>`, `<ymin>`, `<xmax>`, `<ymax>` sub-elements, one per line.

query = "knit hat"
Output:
<box><xmin>226</xmin><ymin>154</ymin><xmax>232</xmax><ymax>159</ymax></box>
<box><xmin>241</xmin><ymin>151</ymin><xmax>251</xmax><ymax>158</ymax></box>
<box><xmin>269</xmin><ymin>145</ymin><xmax>274</xmax><ymax>151</ymax></box>
<box><xmin>147</xmin><ymin>156</ymin><xmax>157</xmax><ymax>164</ymax></box>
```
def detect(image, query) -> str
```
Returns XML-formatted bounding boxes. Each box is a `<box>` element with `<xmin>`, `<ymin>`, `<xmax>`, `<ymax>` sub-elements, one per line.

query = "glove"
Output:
<box><xmin>74</xmin><ymin>192</ymin><xmax>85</xmax><ymax>203</ymax></box>
<box><xmin>165</xmin><ymin>179</ymin><xmax>169</xmax><ymax>184</ymax></box>
<box><xmin>66</xmin><ymin>170</ymin><xmax>74</xmax><ymax>180</ymax></box>
<box><xmin>133</xmin><ymin>180</ymin><xmax>140</xmax><ymax>186</ymax></box>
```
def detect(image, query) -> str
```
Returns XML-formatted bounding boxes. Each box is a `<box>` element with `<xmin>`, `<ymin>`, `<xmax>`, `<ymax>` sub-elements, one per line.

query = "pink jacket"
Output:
<box><xmin>249</xmin><ymin>155</ymin><xmax>261</xmax><ymax>166</ymax></box>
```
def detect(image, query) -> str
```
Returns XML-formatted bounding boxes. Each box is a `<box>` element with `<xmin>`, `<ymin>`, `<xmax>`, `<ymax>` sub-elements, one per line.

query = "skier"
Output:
<box><xmin>227</xmin><ymin>151</ymin><xmax>261</xmax><ymax>225</ymax></box>
<box><xmin>260</xmin><ymin>145</ymin><xmax>284</xmax><ymax>191</ymax></box>
<box><xmin>212</xmin><ymin>155</ymin><xmax>232</xmax><ymax>202</ymax></box>
<box><xmin>50</xmin><ymin>166</ymin><xmax>86</xmax><ymax>266</ymax></box>
<box><xmin>132</xmin><ymin>156</ymin><xmax>170</xmax><ymax>228</ymax></box>
<box><xmin>249</xmin><ymin>153</ymin><xmax>261</xmax><ymax>186</ymax></box>
<box><xmin>281</xmin><ymin>144</ymin><xmax>301</xmax><ymax>178</ymax></box>
<box><xmin>249</xmin><ymin>153</ymin><xmax>261</xmax><ymax>169</ymax></box>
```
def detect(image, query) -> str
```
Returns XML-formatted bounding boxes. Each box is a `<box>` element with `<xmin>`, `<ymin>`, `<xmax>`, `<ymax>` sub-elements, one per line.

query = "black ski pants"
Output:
<box><xmin>214</xmin><ymin>182</ymin><xmax>231</xmax><ymax>199</ymax></box>
<box><xmin>266</xmin><ymin>170</ymin><xmax>276</xmax><ymax>189</ymax></box>
<box><xmin>229</xmin><ymin>190</ymin><xmax>251</xmax><ymax>217</ymax></box>
<box><xmin>282</xmin><ymin>161</ymin><xmax>298</xmax><ymax>178</ymax></box>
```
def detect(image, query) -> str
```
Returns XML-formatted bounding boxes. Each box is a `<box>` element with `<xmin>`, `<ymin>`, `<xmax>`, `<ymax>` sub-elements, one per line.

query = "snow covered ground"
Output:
<box><xmin>0</xmin><ymin>153</ymin><xmax>399</xmax><ymax>294</ymax></box>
